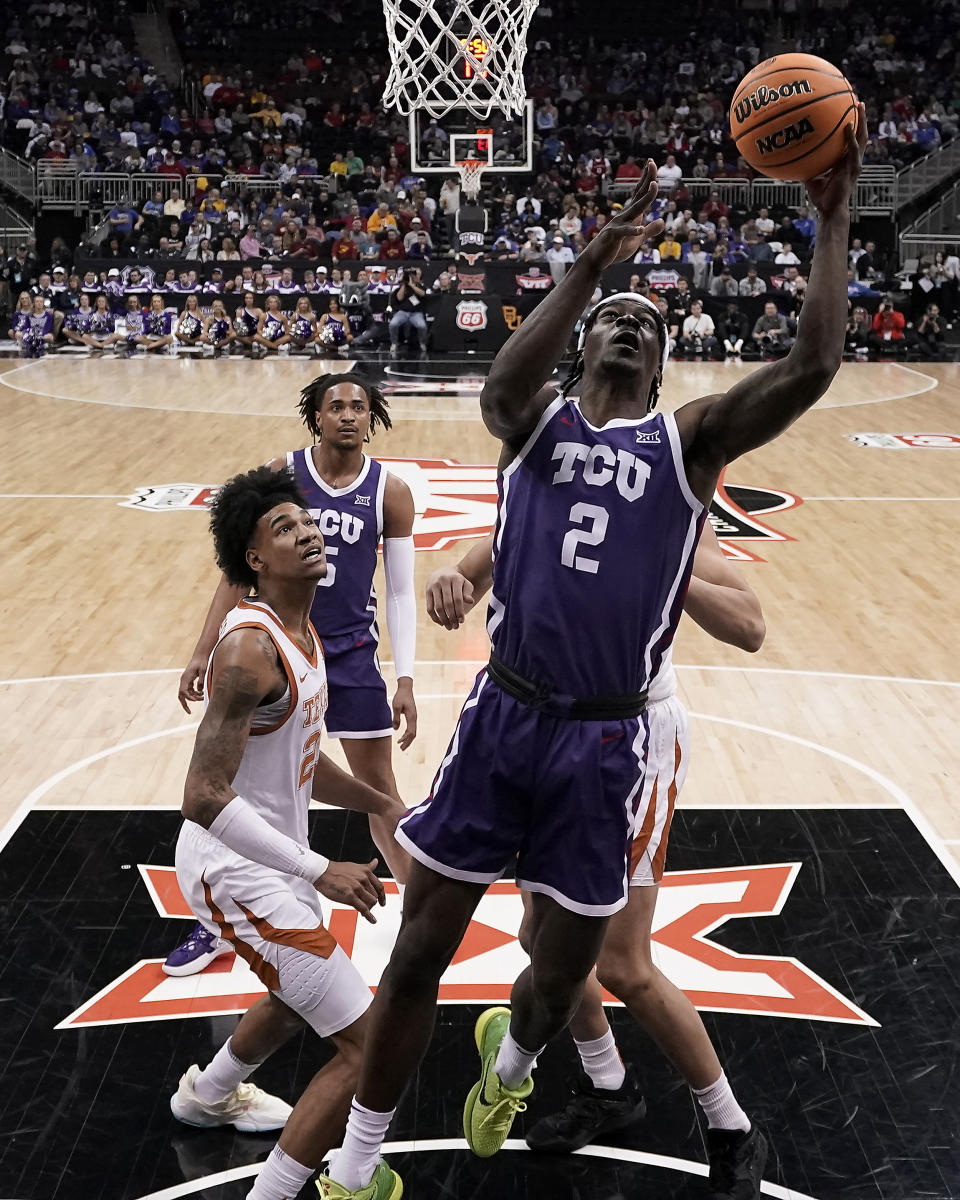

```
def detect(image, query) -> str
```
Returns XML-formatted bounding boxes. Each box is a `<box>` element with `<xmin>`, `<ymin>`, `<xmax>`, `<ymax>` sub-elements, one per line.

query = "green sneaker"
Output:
<box><xmin>316</xmin><ymin>1160</ymin><xmax>402</xmax><ymax>1200</ymax></box>
<box><xmin>463</xmin><ymin>1006</ymin><xmax>534</xmax><ymax>1158</ymax></box>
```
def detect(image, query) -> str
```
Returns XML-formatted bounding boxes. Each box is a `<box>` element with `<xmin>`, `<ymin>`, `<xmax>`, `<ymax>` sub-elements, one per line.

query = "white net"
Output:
<box><xmin>380</xmin><ymin>0</ymin><xmax>538</xmax><ymax>120</ymax></box>
<box><xmin>457</xmin><ymin>158</ymin><xmax>487</xmax><ymax>199</ymax></box>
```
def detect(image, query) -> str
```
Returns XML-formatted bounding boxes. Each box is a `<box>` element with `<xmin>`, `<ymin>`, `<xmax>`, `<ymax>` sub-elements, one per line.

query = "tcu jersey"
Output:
<box><xmin>489</xmin><ymin>395</ymin><xmax>705</xmax><ymax>697</ymax></box>
<box><xmin>200</xmin><ymin>597</ymin><xmax>328</xmax><ymax>847</ymax></box>
<box><xmin>287</xmin><ymin>450</ymin><xmax>386</xmax><ymax>638</ymax></box>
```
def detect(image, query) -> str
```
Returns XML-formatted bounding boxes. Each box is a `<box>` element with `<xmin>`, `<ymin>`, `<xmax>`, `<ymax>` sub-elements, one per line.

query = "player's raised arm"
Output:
<box><xmin>425</xmin><ymin>533</ymin><xmax>495</xmax><ymax>629</ymax></box>
<box><xmin>682</xmin><ymin>522</ymin><xmax>765</xmax><ymax>652</ymax></box>
<box><xmin>679</xmin><ymin>106</ymin><xmax>867</xmax><ymax>485</ymax></box>
<box><xmin>480</xmin><ymin>162</ymin><xmax>665</xmax><ymax>445</ymax></box>
<box><xmin>183</xmin><ymin>628</ymin><xmax>385</xmax><ymax>923</ymax></box>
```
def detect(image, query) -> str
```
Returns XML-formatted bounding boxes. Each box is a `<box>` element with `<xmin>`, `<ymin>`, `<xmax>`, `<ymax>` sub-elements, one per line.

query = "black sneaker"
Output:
<box><xmin>525</xmin><ymin>1066</ymin><xmax>647</xmax><ymax>1153</ymax></box>
<box><xmin>707</xmin><ymin>1124</ymin><xmax>769</xmax><ymax>1199</ymax></box>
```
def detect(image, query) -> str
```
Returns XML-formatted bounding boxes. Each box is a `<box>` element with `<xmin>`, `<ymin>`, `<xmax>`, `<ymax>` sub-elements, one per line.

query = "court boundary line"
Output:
<box><xmin>131</xmin><ymin>1137</ymin><xmax>818</xmax><ymax>1200</ymax></box>
<box><xmin>1</xmin><ymin>358</ymin><xmax>940</xmax><ymax>417</ymax></box>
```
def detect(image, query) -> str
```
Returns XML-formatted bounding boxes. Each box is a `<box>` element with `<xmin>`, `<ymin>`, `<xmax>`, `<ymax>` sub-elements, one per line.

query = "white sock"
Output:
<box><xmin>328</xmin><ymin>1099</ymin><xmax>395</xmax><ymax>1191</ymax></box>
<box><xmin>494</xmin><ymin>1028</ymin><xmax>543</xmax><ymax>1089</ymax></box>
<box><xmin>692</xmin><ymin>1072</ymin><xmax>751</xmax><ymax>1132</ymax></box>
<box><xmin>194</xmin><ymin>1038</ymin><xmax>258</xmax><ymax>1105</ymax></box>
<box><xmin>248</xmin><ymin>1145</ymin><xmax>314</xmax><ymax>1200</ymax></box>
<box><xmin>574</xmin><ymin>1028</ymin><xmax>626</xmax><ymax>1091</ymax></box>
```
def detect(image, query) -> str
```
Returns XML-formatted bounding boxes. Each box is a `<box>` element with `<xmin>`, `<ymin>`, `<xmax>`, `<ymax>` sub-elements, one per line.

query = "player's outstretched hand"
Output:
<box><xmin>178</xmin><ymin>653</ymin><xmax>208</xmax><ymax>713</ymax></box>
<box><xmin>392</xmin><ymin>678</ymin><xmax>418</xmax><ymax>750</ymax></box>
<box><xmin>583</xmin><ymin>159</ymin><xmax>666</xmax><ymax>271</ymax></box>
<box><xmin>315</xmin><ymin>858</ymin><xmax>386</xmax><ymax>924</ymax></box>
<box><xmin>805</xmin><ymin>101</ymin><xmax>867</xmax><ymax>218</ymax></box>
<box><xmin>426</xmin><ymin>567</ymin><xmax>476</xmax><ymax>629</ymax></box>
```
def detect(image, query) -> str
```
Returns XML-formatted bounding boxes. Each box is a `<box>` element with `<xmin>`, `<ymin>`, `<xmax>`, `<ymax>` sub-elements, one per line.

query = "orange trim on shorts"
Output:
<box><xmin>629</xmin><ymin>775</ymin><xmax>659</xmax><ymax>878</ymax></box>
<box><xmin>650</xmin><ymin>737</ymin><xmax>683</xmax><ymax>882</ymax></box>
<box><xmin>235</xmin><ymin>899</ymin><xmax>338</xmax><ymax>959</ymax></box>
<box><xmin>202</xmin><ymin>875</ymin><xmax>281</xmax><ymax>991</ymax></box>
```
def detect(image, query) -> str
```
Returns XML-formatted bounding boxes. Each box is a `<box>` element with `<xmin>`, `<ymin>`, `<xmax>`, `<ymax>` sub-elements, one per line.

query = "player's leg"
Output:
<box><xmin>461</xmin><ymin>892</ymin><xmax>610</xmax><ymax>1158</ymax></box>
<box><xmin>595</xmin><ymin>888</ymin><xmax>768</xmax><ymax>1197</ymax></box>
<box><xmin>341</xmin><ymin>736</ymin><xmax>411</xmax><ymax>883</ymax></box>
<box><xmin>248</xmin><ymin>1013</ymin><xmax>367</xmax><ymax>1200</ymax></box>
<box><xmin>324</xmin><ymin>636</ymin><xmax>411</xmax><ymax>883</ymax></box>
<box><xmin>171</xmin><ymin>991</ymin><xmax>301</xmax><ymax>1133</ymax></box>
<box><xmin>320</xmin><ymin>859</ymin><xmax>487</xmax><ymax>1195</ymax></box>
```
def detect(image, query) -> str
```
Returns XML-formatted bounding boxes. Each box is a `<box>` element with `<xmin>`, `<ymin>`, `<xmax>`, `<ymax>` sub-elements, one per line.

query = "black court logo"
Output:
<box><xmin>709</xmin><ymin>478</ymin><xmax>802</xmax><ymax>562</ymax></box>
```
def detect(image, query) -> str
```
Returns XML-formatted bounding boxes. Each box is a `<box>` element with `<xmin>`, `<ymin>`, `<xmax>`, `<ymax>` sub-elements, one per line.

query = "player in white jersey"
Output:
<box><xmin>425</xmin><ymin>522</ymin><xmax>767</xmax><ymax>1193</ymax></box>
<box><xmin>169</xmin><ymin>466</ymin><xmax>405</xmax><ymax>1200</ymax></box>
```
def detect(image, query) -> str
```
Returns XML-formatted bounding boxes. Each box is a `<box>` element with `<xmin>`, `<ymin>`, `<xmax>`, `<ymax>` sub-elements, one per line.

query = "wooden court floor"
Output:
<box><xmin>2</xmin><ymin>354</ymin><xmax>959</xmax><ymax>853</ymax></box>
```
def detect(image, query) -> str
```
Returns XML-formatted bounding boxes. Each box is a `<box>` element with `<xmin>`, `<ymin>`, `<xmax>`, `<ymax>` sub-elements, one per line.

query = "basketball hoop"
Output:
<box><xmin>380</xmin><ymin>0</ymin><xmax>538</xmax><ymax>120</ymax></box>
<box><xmin>457</xmin><ymin>158</ymin><xmax>487</xmax><ymax>200</ymax></box>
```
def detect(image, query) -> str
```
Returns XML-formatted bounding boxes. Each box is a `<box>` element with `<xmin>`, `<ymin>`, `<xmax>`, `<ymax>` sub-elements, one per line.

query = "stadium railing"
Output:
<box><xmin>896</xmin><ymin>139</ymin><xmax>960</xmax><ymax>211</ymax></box>
<box><xmin>0</xmin><ymin>147</ymin><xmax>37</xmax><ymax>206</ymax></box>
<box><xmin>899</xmin><ymin>177</ymin><xmax>960</xmax><ymax>260</ymax></box>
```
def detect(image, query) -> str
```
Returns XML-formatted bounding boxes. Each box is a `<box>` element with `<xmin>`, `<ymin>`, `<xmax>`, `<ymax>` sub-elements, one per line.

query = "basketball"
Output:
<box><xmin>730</xmin><ymin>53</ymin><xmax>858</xmax><ymax>181</ymax></box>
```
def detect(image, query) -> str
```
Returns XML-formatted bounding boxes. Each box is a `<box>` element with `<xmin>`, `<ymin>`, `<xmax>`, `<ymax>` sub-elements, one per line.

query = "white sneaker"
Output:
<box><xmin>170</xmin><ymin>1064</ymin><xmax>293</xmax><ymax>1132</ymax></box>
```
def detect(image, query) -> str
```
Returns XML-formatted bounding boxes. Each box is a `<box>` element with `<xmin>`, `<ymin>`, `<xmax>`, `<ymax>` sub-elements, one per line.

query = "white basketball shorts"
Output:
<box><xmin>628</xmin><ymin>694</ymin><xmax>690</xmax><ymax>886</ymax></box>
<box><xmin>175</xmin><ymin>820</ymin><xmax>371</xmax><ymax>1037</ymax></box>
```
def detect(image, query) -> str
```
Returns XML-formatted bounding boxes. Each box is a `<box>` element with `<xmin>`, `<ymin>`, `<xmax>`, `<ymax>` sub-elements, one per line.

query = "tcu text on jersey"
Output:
<box><xmin>551</xmin><ymin>440</ymin><xmax>651</xmax><ymax>502</ymax></box>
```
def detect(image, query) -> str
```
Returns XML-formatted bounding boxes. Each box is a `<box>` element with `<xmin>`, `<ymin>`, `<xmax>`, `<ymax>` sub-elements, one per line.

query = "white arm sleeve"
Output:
<box><xmin>209</xmin><ymin>796</ymin><xmax>330</xmax><ymax>883</ymax></box>
<box><xmin>383</xmin><ymin>534</ymin><xmax>417</xmax><ymax>680</ymax></box>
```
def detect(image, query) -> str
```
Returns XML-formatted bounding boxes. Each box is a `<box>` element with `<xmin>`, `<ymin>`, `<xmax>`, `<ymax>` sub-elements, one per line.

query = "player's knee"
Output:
<box><xmin>531</xmin><ymin>961</ymin><xmax>590</xmax><ymax>1016</ymax></box>
<box><xmin>383</xmin><ymin>920</ymin><xmax>459</xmax><ymax>995</ymax></box>
<box><xmin>595</xmin><ymin>956</ymin><xmax>656</xmax><ymax>1004</ymax></box>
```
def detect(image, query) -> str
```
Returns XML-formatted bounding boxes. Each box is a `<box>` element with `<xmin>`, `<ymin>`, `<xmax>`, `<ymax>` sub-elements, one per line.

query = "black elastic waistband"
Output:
<box><xmin>486</xmin><ymin>654</ymin><xmax>648</xmax><ymax>721</ymax></box>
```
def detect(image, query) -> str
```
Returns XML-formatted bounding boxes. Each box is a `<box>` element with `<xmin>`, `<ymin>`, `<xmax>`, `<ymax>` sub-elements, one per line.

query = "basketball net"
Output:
<box><xmin>457</xmin><ymin>158</ymin><xmax>486</xmax><ymax>200</ymax></box>
<box><xmin>380</xmin><ymin>0</ymin><xmax>538</xmax><ymax>120</ymax></box>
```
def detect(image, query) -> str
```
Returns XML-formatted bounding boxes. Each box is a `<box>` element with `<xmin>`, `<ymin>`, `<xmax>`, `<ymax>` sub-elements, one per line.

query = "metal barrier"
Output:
<box><xmin>33</xmin><ymin>169</ymin><xmax>224</xmax><ymax>212</ymax></box>
<box><xmin>0</xmin><ymin>147</ymin><xmax>36</xmax><ymax>205</ymax></box>
<box><xmin>750</xmin><ymin>179</ymin><xmax>806</xmax><ymax>212</ymax></box>
<box><xmin>895</xmin><ymin>139</ymin><xmax>960</xmax><ymax>210</ymax></box>
<box><xmin>898</xmin><ymin>179</ymin><xmax>960</xmax><ymax>262</ymax></box>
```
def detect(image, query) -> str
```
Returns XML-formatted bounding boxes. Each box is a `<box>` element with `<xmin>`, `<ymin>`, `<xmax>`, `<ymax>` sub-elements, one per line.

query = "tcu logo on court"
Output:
<box><xmin>455</xmin><ymin>300</ymin><xmax>489</xmax><ymax>330</ymax></box>
<box><xmin>732</xmin><ymin>77</ymin><xmax>812</xmax><ymax>124</ymax></box>
<box><xmin>755</xmin><ymin>116</ymin><xmax>815</xmax><ymax>157</ymax></box>
<box><xmin>551</xmin><ymin>441</ymin><xmax>651</xmax><ymax>502</ymax></box>
<box><xmin>311</xmin><ymin>508</ymin><xmax>364</xmax><ymax>543</ymax></box>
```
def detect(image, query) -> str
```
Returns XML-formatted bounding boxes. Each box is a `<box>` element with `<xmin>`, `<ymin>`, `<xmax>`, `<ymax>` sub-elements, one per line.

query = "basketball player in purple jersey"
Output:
<box><xmin>320</xmin><ymin>111</ymin><xmax>865</xmax><ymax>1200</ymax></box>
<box><xmin>426</xmin><ymin>525</ymin><xmax>768</xmax><ymax>1192</ymax></box>
<box><xmin>169</xmin><ymin>375</ymin><xmax>416</xmax><ymax>976</ymax></box>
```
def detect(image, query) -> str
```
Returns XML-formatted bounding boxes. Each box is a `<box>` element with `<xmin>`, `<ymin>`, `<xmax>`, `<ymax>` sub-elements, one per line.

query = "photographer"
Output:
<box><xmin>845</xmin><ymin>303</ymin><xmax>872</xmax><ymax>356</ymax></box>
<box><xmin>751</xmin><ymin>300</ymin><xmax>795</xmax><ymax>357</ymax></box>
<box><xmin>868</xmin><ymin>298</ymin><xmax>907</xmax><ymax>356</ymax></box>
<box><xmin>915</xmin><ymin>303</ymin><xmax>946</xmax><ymax>360</ymax></box>
<box><xmin>388</xmin><ymin>266</ymin><xmax>428</xmax><ymax>357</ymax></box>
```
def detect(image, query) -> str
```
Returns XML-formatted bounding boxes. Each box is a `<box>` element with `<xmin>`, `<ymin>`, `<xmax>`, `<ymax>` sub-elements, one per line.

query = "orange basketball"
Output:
<box><xmin>730</xmin><ymin>53</ymin><xmax>858</xmax><ymax>181</ymax></box>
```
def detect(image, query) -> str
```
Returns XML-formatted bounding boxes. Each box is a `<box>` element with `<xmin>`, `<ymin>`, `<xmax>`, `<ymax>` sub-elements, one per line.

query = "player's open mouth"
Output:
<box><xmin>612</xmin><ymin>329</ymin><xmax>640</xmax><ymax>349</ymax></box>
<box><xmin>302</xmin><ymin>546</ymin><xmax>323</xmax><ymax>560</ymax></box>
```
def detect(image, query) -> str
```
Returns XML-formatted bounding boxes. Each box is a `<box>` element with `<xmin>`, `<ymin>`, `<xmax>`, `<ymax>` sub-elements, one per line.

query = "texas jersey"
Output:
<box><xmin>200</xmin><ymin>597</ymin><xmax>328</xmax><ymax>845</ymax></box>
<box><xmin>488</xmin><ymin>395</ymin><xmax>705</xmax><ymax>697</ymax></box>
<box><xmin>287</xmin><ymin>450</ymin><xmax>386</xmax><ymax>638</ymax></box>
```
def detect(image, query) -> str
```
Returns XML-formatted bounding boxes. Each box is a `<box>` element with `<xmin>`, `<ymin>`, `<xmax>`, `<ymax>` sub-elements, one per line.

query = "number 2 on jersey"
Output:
<box><xmin>560</xmin><ymin>502</ymin><xmax>609</xmax><ymax>574</ymax></box>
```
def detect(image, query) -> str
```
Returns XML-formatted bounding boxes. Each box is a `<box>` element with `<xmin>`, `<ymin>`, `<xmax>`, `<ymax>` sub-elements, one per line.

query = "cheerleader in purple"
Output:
<box><xmin>9</xmin><ymin>291</ymin><xmax>32</xmax><ymax>340</ymax></box>
<box><xmin>316</xmin><ymin>295</ymin><xmax>352</xmax><ymax>356</ymax></box>
<box><xmin>138</xmin><ymin>294</ymin><xmax>176</xmax><ymax>353</ymax></box>
<box><xmin>174</xmin><ymin>293</ymin><xmax>205</xmax><ymax>347</ymax></box>
<box><xmin>84</xmin><ymin>295</ymin><xmax>119</xmax><ymax>351</ymax></box>
<box><xmin>252</xmin><ymin>292</ymin><xmax>290</xmax><ymax>355</ymax></box>
<box><xmin>19</xmin><ymin>296</ymin><xmax>55</xmax><ymax>358</ymax></box>
<box><xmin>232</xmin><ymin>289</ymin><xmax>263</xmax><ymax>355</ymax></box>
<box><xmin>286</xmin><ymin>295</ymin><xmax>318</xmax><ymax>351</ymax></box>
<box><xmin>63</xmin><ymin>294</ymin><xmax>95</xmax><ymax>346</ymax></box>
<box><xmin>202</xmin><ymin>299</ymin><xmax>235</xmax><ymax>355</ymax></box>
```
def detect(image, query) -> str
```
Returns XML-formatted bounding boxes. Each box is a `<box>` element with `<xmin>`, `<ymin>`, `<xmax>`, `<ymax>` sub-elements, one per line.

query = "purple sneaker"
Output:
<box><xmin>163</xmin><ymin>922</ymin><xmax>232</xmax><ymax>977</ymax></box>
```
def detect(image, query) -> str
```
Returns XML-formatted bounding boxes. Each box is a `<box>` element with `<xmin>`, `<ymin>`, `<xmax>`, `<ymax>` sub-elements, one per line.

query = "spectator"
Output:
<box><xmin>869</xmin><ymin>298</ymin><xmax>907</xmax><ymax>355</ymax></box>
<box><xmin>915</xmin><ymin>303</ymin><xmax>946</xmax><ymax>358</ymax></box>
<box><xmin>546</xmin><ymin>233</ymin><xmax>575</xmax><ymax>281</ymax></box>
<box><xmin>845</xmin><ymin>303</ymin><xmax>872</xmax><ymax>356</ymax></box>
<box><xmin>680</xmin><ymin>300</ymin><xmax>719</xmax><ymax>357</ymax></box>
<box><xmin>710</xmin><ymin>268</ymin><xmax>739</xmax><ymax>298</ymax></box>
<box><xmin>752</xmin><ymin>300</ymin><xmax>794</xmax><ymax>355</ymax></box>
<box><xmin>407</xmin><ymin>232</ymin><xmax>433</xmax><ymax>262</ymax></box>
<box><xmin>657</xmin><ymin>232</ymin><xmax>682</xmax><ymax>261</ymax></box>
<box><xmin>656</xmin><ymin>154</ymin><xmax>682</xmax><ymax>193</ymax></box>
<box><xmin>739</xmin><ymin>265</ymin><xmax>766</xmax><ymax>298</ymax></box>
<box><xmin>389</xmin><ymin>267</ymin><xmax>428</xmax><ymax>356</ymax></box>
<box><xmin>774</xmin><ymin>242</ymin><xmax>801</xmax><ymax>266</ymax></box>
<box><xmin>718</xmin><ymin>302</ymin><xmax>749</xmax><ymax>357</ymax></box>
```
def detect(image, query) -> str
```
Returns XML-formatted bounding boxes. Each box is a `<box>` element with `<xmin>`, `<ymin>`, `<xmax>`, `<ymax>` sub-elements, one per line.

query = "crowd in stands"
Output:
<box><xmin>2</xmin><ymin>1</ymin><xmax>960</xmax><ymax>360</ymax></box>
